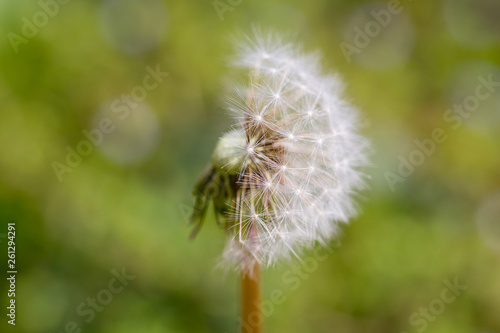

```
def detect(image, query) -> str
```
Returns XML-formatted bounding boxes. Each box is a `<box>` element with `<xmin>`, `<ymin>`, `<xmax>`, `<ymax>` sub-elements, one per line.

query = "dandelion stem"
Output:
<box><xmin>241</xmin><ymin>261</ymin><xmax>262</xmax><ymax>333</ymax></box>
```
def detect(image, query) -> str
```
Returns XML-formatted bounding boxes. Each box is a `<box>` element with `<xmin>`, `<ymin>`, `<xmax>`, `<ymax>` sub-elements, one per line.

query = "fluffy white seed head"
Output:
<box><xmin>213</xmin><ymin>31</ymin><xmax>370</xmax><ymax>273</ymax></box>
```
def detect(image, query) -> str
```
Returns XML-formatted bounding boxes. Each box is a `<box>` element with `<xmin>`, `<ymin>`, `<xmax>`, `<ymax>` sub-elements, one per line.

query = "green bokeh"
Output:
<box><xmin>1</xmin><ymin>0</ymin><xmax>499</xmax><ymax>332</ymax></box>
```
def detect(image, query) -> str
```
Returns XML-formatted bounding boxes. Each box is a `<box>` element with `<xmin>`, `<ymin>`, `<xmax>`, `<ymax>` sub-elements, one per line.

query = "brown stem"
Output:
<box><xmin>241</xmin><ymin>261</ymin><xmax>262</xmax><ymax>333</ymax></box>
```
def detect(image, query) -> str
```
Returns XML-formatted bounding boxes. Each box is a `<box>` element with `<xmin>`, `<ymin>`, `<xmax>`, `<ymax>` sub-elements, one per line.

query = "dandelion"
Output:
<box><xmin>191</xmin><ymin>29</ymin><xmax>370</xmax><ymax>333</ymax></box>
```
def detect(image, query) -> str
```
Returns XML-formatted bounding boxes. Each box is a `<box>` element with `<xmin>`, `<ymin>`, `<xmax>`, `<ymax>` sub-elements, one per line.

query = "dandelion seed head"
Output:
<box><xmin>201</xmin><ymin>29</ymin><xmax>369</xmax><ymax>273</ymax></box>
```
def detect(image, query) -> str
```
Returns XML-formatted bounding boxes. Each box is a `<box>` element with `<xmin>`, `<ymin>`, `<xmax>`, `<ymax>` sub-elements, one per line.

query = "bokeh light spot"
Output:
<box><xmin>99</xmin><ymin>0</ymin><xmax>167</xmax><ymax>55</ymax></box>
<box><xmin>93</xmin><ymin>101</ymin><xmax>161</xmax><ymax>165</ymax></box>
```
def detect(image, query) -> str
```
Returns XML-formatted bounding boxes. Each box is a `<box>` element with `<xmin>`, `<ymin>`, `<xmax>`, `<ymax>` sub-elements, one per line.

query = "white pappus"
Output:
<box><xmin>191</xmin><ymin>30</ymin><xmax>370</xmax><ymax>274</ymax></box>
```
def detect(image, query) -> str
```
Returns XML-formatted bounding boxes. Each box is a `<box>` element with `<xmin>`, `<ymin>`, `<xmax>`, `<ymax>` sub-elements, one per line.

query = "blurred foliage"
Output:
<box><xmin>0</xmin><ymin>0</ymin><xmax>499</xmax><ymax>332</ymax></box>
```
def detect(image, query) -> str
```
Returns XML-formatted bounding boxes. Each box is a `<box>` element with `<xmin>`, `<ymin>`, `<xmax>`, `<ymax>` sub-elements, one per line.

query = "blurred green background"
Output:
<box><xmin>1</xmin><ymin>0</ymin><xmax>499</xmax><ymax>332</ymax></box>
